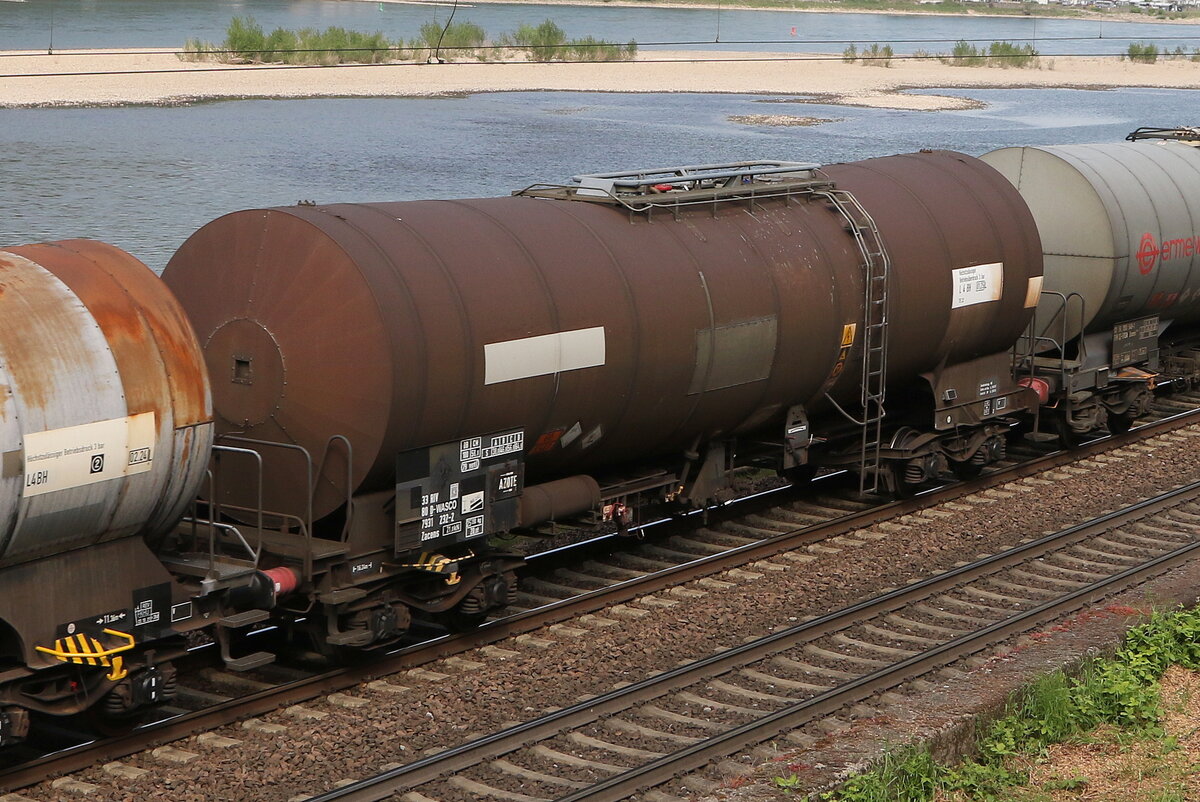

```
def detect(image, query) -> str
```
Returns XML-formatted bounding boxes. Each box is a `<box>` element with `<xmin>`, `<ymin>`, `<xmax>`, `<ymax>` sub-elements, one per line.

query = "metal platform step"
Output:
<box><xmin>319</xmin><ymin>587</ymin><xmax>368</xmax><ymax>605</ymax></box>
<box><xmin>218</xmin><ymin>609</ymin><xmax>270</xmax><ymax>629</ymax></box>
<box><xmin>160</xmin><ymin>553</ymin><xmax>257</xmax><ymax>581</ymax></box>
<box><xmin>224</xmin><ymin>652</ymin><xmax>275</xmax><ymax>672</ymax></box>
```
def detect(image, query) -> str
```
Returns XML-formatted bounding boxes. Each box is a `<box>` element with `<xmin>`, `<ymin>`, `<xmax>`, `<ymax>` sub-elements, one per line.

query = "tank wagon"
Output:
<box><xmin>0</xmin><ymin>241</ymin><xmax>218</xmax><ymax>738</ymax></box>
<box><xmin>981</xmin><ymin>132</ymin><xmax>1200</xmax><ymax>443</ymax></box>
<box><xmin>159</xmin><ymin>150</ymin><xmax>1043</xmax><ymax>658</ymax></box>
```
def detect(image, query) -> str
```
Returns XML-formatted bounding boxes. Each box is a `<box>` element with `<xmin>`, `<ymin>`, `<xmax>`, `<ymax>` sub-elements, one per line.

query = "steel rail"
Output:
<box><xmin>2</xmin><ymin>407</ymin><xmax>1197</xmax><ymax>791</ymax></box>
<box><xmin>309</xmin><ymin>479</ymin><xmax>1200</xmax><ymax>801</ymax></box>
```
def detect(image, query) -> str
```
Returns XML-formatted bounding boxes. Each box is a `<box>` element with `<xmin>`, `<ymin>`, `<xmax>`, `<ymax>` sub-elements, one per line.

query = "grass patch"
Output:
<box><xmin>797</xmin><ymin>605</ymin><xmax>1200</xmax><ymax>801</ymax></box>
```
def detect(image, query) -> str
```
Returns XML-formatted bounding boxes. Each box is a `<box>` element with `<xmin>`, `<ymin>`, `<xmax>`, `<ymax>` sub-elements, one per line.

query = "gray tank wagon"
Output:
<box><xmin>0</xmin><ymin>240</ymin><xmax>214</xmax><ymax>734</ymax></box>
<box><xmin>160</xmin><ymin>150</ymin><xmax>1042</xmax><ymax>649</ymax></box>
<box><xmin>982</xmin><ymin>138</ymin><xmax>1200</xmax><ymax>441</ymax></box>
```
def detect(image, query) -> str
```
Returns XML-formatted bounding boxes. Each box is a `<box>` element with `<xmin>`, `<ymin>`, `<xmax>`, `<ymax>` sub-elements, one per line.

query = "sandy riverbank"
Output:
<box><xmin>0</xmin><ymin>48</ymin><xmax>1197</xmax><ymax>110</ymax></box>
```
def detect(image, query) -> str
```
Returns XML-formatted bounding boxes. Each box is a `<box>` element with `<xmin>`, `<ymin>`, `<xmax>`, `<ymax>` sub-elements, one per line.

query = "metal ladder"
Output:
<box><xmin>816</xmin><ymin>188</ymin><xmax>891</xmax><ymax>493</ymax></box>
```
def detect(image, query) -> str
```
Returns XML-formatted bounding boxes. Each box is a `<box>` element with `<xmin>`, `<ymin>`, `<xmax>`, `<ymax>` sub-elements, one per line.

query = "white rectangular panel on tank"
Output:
<box><xmin>951</xmin><ymin>263</ymin><xmax>1003</xmax><ymax>309</ymax></box>
<box><xmin>484</xmin><ymin>326</ymin><xmax>606</xmax><ymax>385</ymax></box>
<box><xmin>22</xmin><ymin>412</ymin><xmax>155</xmax><ymax>498</ymax></box>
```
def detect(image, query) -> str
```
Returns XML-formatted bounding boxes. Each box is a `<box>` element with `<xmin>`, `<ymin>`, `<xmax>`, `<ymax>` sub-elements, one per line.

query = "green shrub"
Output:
<box><xmin>863</xmin><ymin>42</ymin><xmax>893</xmax><ymax>67</ymax></box>
<box><xmin>505</xmin><ymin>19</ymin><xmax>567</xmax><ymax>61</ymax></box>
<box><xmin>225</xmin><ymin>15</ymin><xmax>267</xmax><ymax>62</ymax></box>
<box><xmin>413</xmin><ymin>21</ymin><xmax>487</xmax><ymax>59</ymax></box>
<box><xmin>498</xmin><ymin>19</ymin><xmax>634</xmax><ymax>62</ymax></box>
<box><xmin>988</xmin><ymin>40</ymin><xmax>1038</xmax><ymax>67</ymax></box>
<box><xmin>942</xmin><ymin>39</ymin><xmax>985</xmax><ymax>66</ymax></box>
<box><xmin>842</xmin><ymin>43</ymin><xmax>857</xmax><ymax>63</ymax></box>
<box><xmin>940</xmin><ymin>39</ymin><xmax>1037</xmax><ymax>68</ymax></box>
<box><xmin>1128</xmin><ymin>41</ymin><xmax>1159</xmax><ymax>63</ymax></box>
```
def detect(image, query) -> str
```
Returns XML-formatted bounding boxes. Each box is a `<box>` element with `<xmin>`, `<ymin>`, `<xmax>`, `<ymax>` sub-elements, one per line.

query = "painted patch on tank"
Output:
<box><xmin>689</xmin><ymin>316</ymin><xmax>778</xmax><ymax>394</ymax></box>
<box><xmin>484</xmin><ymin>327</ymin><xmax>606</xmax><ymax>385</ymax></box>
<box><xmin>951</xmin><ymin>263</ymin><xmax>1003</xmax><ymax>309</ymax></box>
<box><xmin>1024</xmin><ymin>275</ymin><xmax>1044</xmax><ymax>309</ymax></box>
<box><xmin>22</xmin><ymin>412</ymin><xmax>155</xmax><ymax>498</ymax></box>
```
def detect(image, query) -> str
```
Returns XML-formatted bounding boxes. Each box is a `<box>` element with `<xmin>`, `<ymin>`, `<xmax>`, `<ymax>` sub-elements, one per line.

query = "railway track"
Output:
<box><xmin>308</xmin><ymin>478</ymin><xmax>1200</xmax><ymax>802</ymax></box>
<box><xmin>3</xmin><ymin>399</ymin><xmax>1199</xmax><ymax>793</ymax></box>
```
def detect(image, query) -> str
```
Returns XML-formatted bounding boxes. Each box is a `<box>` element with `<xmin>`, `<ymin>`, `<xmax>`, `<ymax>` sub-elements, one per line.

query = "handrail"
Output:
<box><xmin>179</xmin><ymin>518</ymin><xmax>259</xmax><ymax>565</ymax></box>
<box><xmin>217</xmin><ymin>504</ymin><xmax>310</xmax><ymax>540</ymax></box>
<box><xmin>312</xmin><ymin>434</ymin><xmax>354</xmax><ymax>542</ymax></box>
<box><xmin>1014</xmin><ymin>289</ymin><xmax>1088</xmax><ymax>383</ymax></box>
<box><xmin>218</xmin><ymin>435</ymin><xmax>315</xmax><ymax>580</ymax></box>
<box><xmin>211</xmin><ymin>444</ymin><xmax>264</xmax><ymax>561</ymax></box>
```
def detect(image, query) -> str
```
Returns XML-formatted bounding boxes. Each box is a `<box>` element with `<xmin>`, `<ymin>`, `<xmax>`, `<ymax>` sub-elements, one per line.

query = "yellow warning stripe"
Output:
<box><xmin>35</xmin><ymin>628</ymin><xmax>135</xmax><ymax>667</ymax></box>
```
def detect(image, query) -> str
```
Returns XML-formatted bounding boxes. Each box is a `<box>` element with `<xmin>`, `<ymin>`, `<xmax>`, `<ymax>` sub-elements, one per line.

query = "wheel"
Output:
<box><xmin>1107</xmin><ymin>411</ymin><xmax>1135</xmax><ymax>435</ymax></box>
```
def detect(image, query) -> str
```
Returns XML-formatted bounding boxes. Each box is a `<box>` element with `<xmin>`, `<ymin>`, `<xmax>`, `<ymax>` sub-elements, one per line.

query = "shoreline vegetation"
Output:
<box><xmin>182</xmin><ymin>15</ymin><xmax>1195</xmax><ymax>66</ymax></box>
<box><xmin>182</xmin><ymin>15</ymin><xmax>638</xmax><ymax>64</ymax></box>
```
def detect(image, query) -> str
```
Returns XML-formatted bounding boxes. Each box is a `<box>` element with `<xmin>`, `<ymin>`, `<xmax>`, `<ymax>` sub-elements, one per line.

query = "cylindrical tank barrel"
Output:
<box><xmin>0</xmin><ymin>241</ymin><xmax>213</xmax><ymax>567</ymax></box>
<box><xmin>162</xmin><ymin>150</ymin><xmax>1041</xmax><ymax>522</ymax></box>
<box><xmin>981</xmin><ymin>141</ymin><xmax>1200</xmax><ymax>342</ymax></box>
<box><xmin>519</xmin><ymin>476</ymin><xmax>603</xmax><ymax>528</ymax></box>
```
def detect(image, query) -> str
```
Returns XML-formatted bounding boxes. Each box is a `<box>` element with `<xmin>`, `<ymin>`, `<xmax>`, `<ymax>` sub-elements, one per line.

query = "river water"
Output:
<box><xmin>3</xmin><ymin>87</ymin><xmax>1193</xmax><ymax>270</ymax></box>
<box><xmin>1</xmin><ymin>0</ymin><xmax>1198</xmax><ymax>268</ymax></box>
<box><xmin>1</xmin><ymin>0</ymin><xmax>1198</xmax><ymax>54</ymax></box>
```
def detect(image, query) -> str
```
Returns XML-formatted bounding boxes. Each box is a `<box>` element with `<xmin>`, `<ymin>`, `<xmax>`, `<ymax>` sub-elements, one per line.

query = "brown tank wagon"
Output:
<box><xmin>164</xmin><ymin>151</ymin><xmax>1041</xmax><ymax>522</ymax></box>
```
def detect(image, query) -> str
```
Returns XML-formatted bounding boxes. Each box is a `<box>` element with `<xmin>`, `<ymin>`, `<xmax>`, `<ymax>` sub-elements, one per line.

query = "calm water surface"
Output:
<box><xmin>1</xmin><ymin>87</ymin><xmax>1193</xmax><ymax>270</ymax></box>
<box><xmin>0</xmin><ymin>0</ymin><xmax>1197</xmax><ymax>54</ymax></box>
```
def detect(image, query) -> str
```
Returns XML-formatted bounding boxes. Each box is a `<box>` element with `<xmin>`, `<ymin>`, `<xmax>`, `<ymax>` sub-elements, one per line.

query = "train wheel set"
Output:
<box><xmin>0</xmin><ymin>127</ymin><xmax>1199</xmax><ymax>741</ymax></box>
